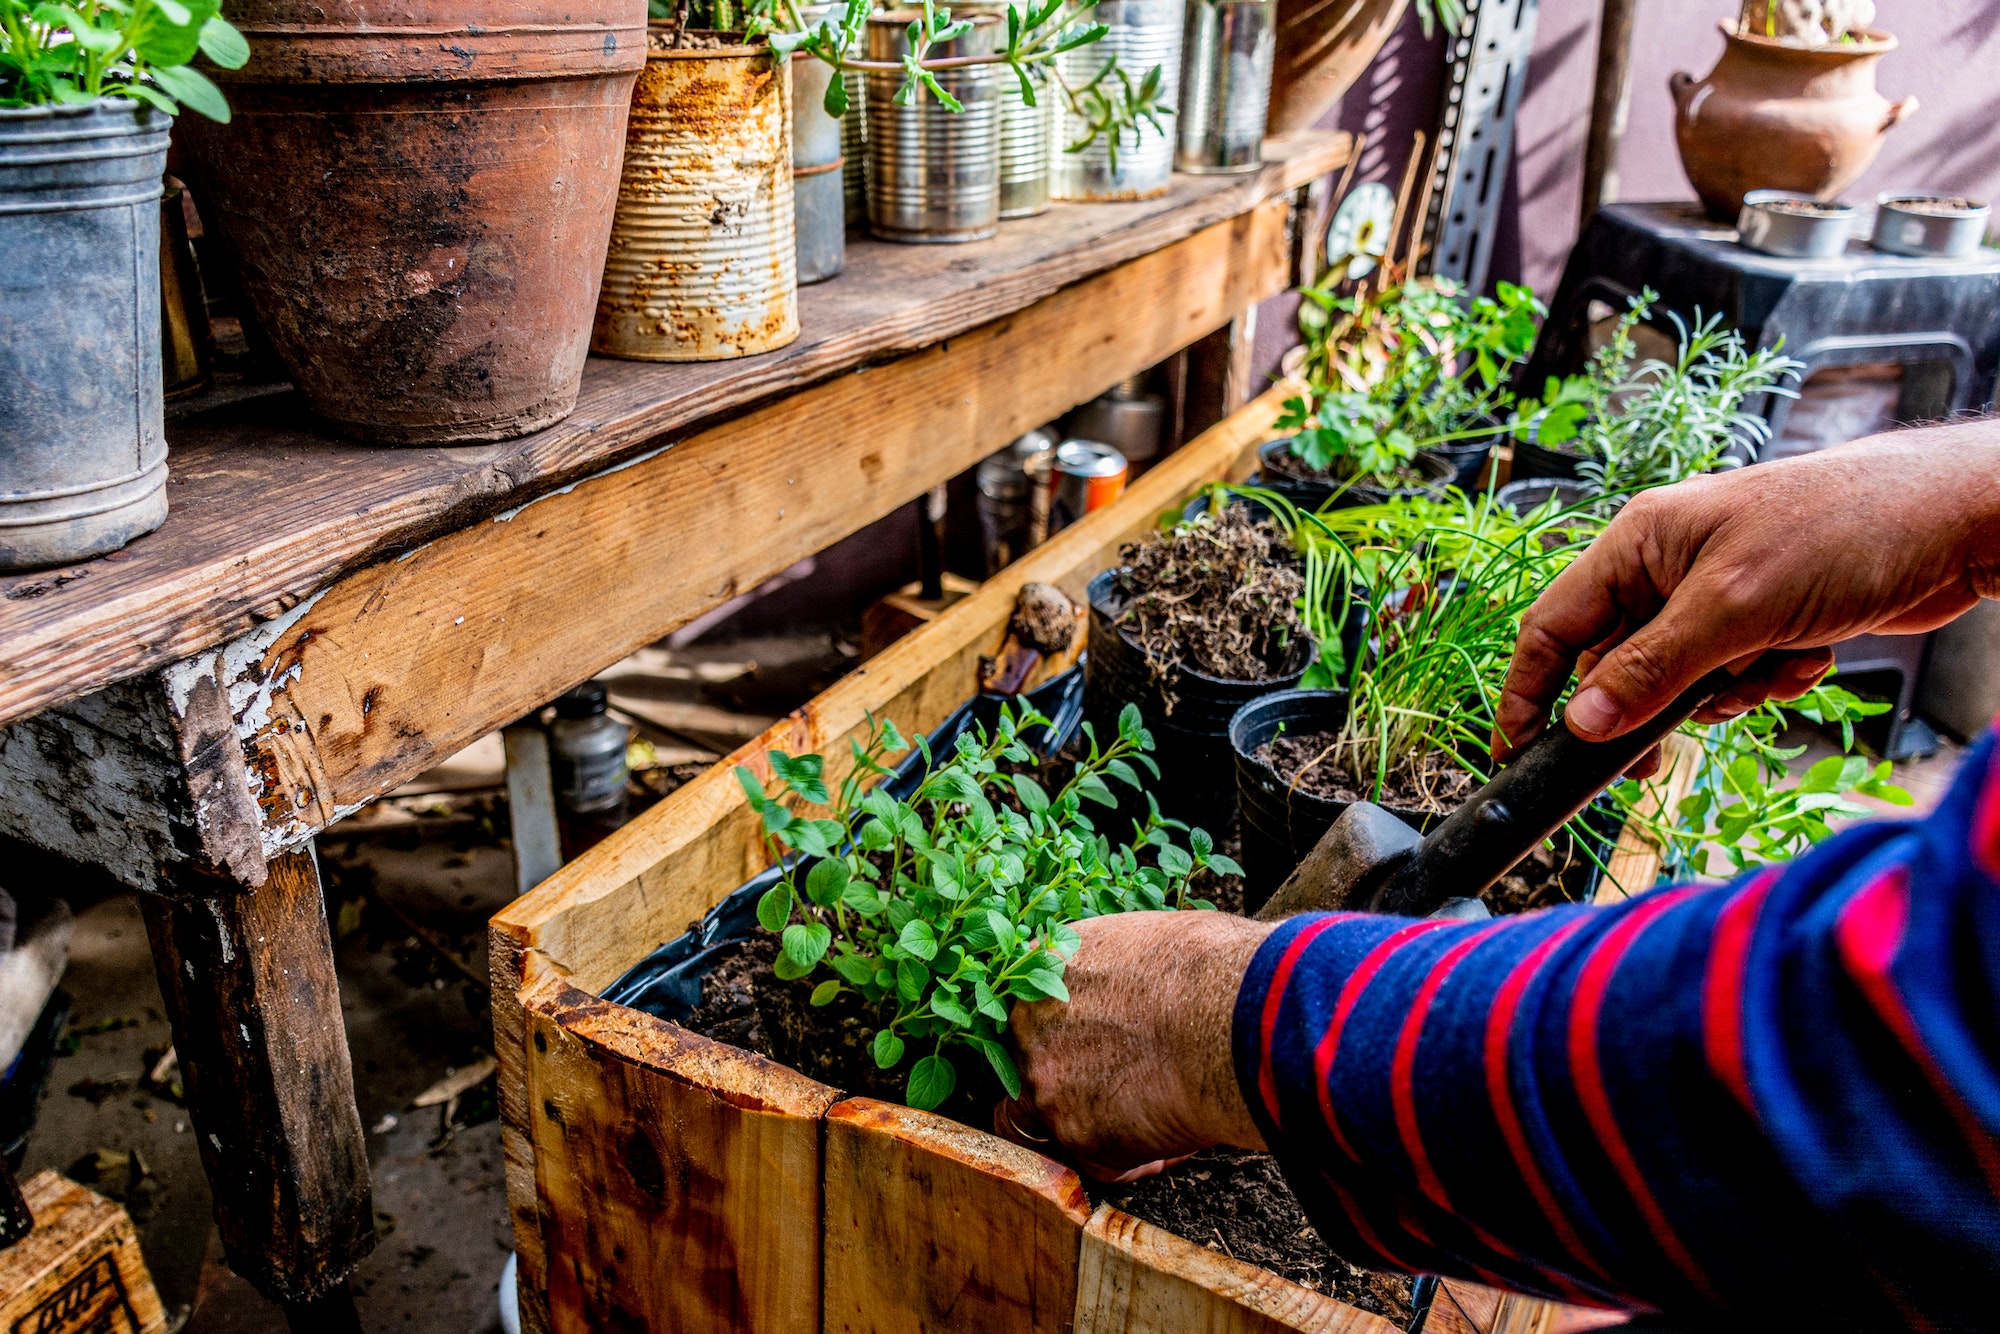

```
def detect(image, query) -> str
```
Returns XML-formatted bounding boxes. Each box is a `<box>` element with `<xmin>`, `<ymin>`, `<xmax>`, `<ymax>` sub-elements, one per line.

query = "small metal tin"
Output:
<box><xmin>1068</xmin><ymin>375</ymin><xmax>1164</xmax><ymax>462</ymax></box>
<box><xmin>791</xmin><ymin>13</ymin><xmax>846</xmax><ymax>284</ymax></box>
<box><xmin>1871</xmin><ymin>193</ymin><xmax>1991</xmax><ymax>259</ymax></box>
<box><xmin>976</xmin><ymin>429</ymin><xmax>1057</xmax><ymax>571</ymax></box>
<box><xmin>841</xmin><ymin>71</ymin><xmax>868</xmax><ymax>226</ymax></box>
<box><xmin>866</xmin><ymin>12</ymin><xmax>1003</xmax><ymax>243</ymax></box>
<box><xmin>1054</xmin><ymin>0</ymin><xmax>1185</xmax><ymax>201</ymax></box>
<box><xmin>1736</xmin><ymin>190</ymin><xmax>1855</xmax><ymax>259</ymax></box>
<box><xmin>1174</xmin><ymin>0</ymin><xmax>1273</xmax><ymax>175</ymax></box>
<box><xmin>1048</xmin><ymin>438</ymin><xmax>1129</xmax><ymax>533</ymax></box>
<box><xmin>998</xmin><ymin>74</ymin><xmax>1055</xmax><ymax>218</ymax></box>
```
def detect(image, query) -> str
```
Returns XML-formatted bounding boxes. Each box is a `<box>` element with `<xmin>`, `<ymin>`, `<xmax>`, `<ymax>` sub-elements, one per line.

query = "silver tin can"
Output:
<box><xmin>594</xmin><ymin>37</ymin><xmax>800</xmax><ymax>361</ymax></box>
<box><xmin>976</xmin><ymin>428</ymin><xmax>1057</xmax><ymax>571</ymax></box>
<box><xmin>1068</xmin><ymin>374</ymin><xmax>1165</xmax><ymax>462</ymax></box>
<box><xmin>998</xmin><ymin>73</ymin><xmax>1056</xmax><ymax>217</ymax></box>
<box><xmin>1871</xmin><ymin>193</ymin><xmax>1992</xmax><ymax>259</ymax></box>
<box><xmin>792</xmin><ymin>18</ymin><xmax>846</xmax><ymax>284</ymax></box>
<box><xmin>1174</xmin><ymin>0</ymin><xmax>1272</xmax><ymax>174</ymax></box>
<box><xmin>1054</xmin><ymin>0</ymin><xmax>1184</xmax><ymax>201</ymax></box>
<box><xmin>842</xmin><ymin>70</ymin><xmax>869</xmax><ymax>226</ymax></box>
<box><xmin>1736</xmin><ymin>190</ymin><xmax>1855</xmax><ymax>260</ymax></box>
<box><xmin>1048</xmin><ymin>438</ymin><xmax>1129</xmax><ymax>533</ymax></box>
<box><xmin>866</xmin><ymin>12</ymin><xmax>1003</xmax><ymax>243</ymax></box>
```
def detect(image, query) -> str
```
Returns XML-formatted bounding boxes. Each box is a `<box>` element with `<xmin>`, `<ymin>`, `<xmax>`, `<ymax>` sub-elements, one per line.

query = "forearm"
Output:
<box><xmin>1235</xmin><ymin>726</ymin><xmax>2000</xmax><ymax>1324</ymax></box>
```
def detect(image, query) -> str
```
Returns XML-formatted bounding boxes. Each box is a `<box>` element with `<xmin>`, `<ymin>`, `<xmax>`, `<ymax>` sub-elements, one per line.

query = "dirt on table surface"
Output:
<box><xmin>1111</xmin><ymin>507</ymin><xmax>1306</xmax><ymax>687</ymax></box>
<box><xmin>1107</xmin><ymin>1149</ymin><xmax>1415</xmax><ymax>1322</ymax></box>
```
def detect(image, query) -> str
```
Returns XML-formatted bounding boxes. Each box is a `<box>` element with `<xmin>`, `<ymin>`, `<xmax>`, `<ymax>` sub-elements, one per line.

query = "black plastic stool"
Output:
<box><xmin>1523</xmin><ymin>202</ymin><xmax>2000</xmax><ymax>759</ymax></box>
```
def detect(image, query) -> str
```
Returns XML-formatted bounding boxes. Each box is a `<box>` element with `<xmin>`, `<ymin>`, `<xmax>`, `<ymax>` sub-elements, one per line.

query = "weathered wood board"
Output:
<box><xmin>0</xmin><ymin>1171</ymin><xmax>168</xmax><ymax>1334</ymax></box>
<box><xmin>0</xmin><ymin>134</ymin><xmax>1349</xmax><ymax>730</ymax></box>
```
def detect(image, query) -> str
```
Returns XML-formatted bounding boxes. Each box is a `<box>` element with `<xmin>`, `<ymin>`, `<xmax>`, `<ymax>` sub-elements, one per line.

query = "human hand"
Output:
<box><xmin>1493</xmin><ymin>426</ymin><xmax>2000</xmax><ymax>764</ymax></box>
<box><xmin>1002</xmin><ymin>911</ymin><xmax>1275</xmax><ymax>1181</ymax></box>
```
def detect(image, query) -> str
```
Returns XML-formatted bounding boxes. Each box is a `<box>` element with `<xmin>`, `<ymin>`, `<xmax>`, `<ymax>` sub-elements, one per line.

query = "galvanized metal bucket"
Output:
<box><xmin>595</xmin><ymin>31</ymin><xmax>800</xmax><ymax>361</ymax></box>
<box><xmin>0</xmin><ymin>100</ymin><xmax>170</xmax><ymax>570</ymax></box>
<box><xmin>866</xmin><ymin>12</ymin><xmax>1003</xmax><ymax>243</ymax></box>
<box><xmin>1054</xmin><ymin>0</ymin><xmax>1184</xmax><ymax>201</ymax></box>
<box><xmin>998</xmin><ymin>72</ymin><xmax>1055</xmax><ymax>218</ymax></box>
<box><xmin>1175</xmin><ymin>0</ymin><xmax>1273</xmax><ymax>174</ymax></box>
<box><xmin>791</xmin><ymin>17</ymin><xmax>846</xmax><ymax>284</ymax></box>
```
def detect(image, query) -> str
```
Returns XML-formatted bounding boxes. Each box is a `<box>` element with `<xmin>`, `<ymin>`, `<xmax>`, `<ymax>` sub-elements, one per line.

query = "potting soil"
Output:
<box><xmin>1253</xmin><ymin>729</ymin><xmax>1477</xmax><ymax>810</ymax></box>
<box><xmin>1110</xmin><ymin>508</ymin><xmax>1306</xmax><ymax>687</ymax></box>
<box><xmin>1262</xmin><ymin>446</ymin><xmax>1433</xmax><ymax>491</ymax></box>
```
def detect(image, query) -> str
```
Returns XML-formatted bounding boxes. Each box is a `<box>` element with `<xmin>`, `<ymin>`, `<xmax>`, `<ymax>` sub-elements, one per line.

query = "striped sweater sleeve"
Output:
<box><xmin>1233</xmin><ymin>724</ymin><xmax>2000</xmax><ymax>1329</ymax></box>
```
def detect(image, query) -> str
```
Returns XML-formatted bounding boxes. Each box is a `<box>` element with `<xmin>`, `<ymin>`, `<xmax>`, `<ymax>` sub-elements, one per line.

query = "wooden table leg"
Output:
<box><xmin>141</xmin><ymin>843</ymin><xmax>375</xmax><ymax>1320</ymax></box>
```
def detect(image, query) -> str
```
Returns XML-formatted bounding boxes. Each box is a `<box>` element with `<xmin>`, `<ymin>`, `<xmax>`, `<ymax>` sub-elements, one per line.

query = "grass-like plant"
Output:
<box><xmin>1275</xmin><ymin>274</ymin><xmax>1542</xmax><ymax>486</ymax></box>
<box><xmin>739</xmin><ymin>702</ymin><xmax>1235</xmax><ymax>1110</ymax></box>
<box><xmin>0</xmin><ymin>0</ymin><xmax>247</xmax><ymax>120</ymax></box>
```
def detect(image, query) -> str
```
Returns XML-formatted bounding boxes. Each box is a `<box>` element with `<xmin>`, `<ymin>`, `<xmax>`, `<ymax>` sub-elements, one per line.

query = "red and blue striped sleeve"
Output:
<box><xmin>1233</xmin><ymin>723</ymin><xmax>2000</xmax><ymax>1328</ymax></box>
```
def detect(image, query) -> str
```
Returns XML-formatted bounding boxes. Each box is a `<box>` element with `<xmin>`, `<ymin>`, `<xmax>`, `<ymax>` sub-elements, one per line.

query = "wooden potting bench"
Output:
<box><xmin>0</xmin><ymin>131</ymin><xmax>1349</xmax><ymax>1327</ymax></box>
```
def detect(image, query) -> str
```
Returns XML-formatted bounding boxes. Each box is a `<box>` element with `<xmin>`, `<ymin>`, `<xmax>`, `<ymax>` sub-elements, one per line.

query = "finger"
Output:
<box><xmin>1493</xmin><ymin>552</ymin><xmax>1659</xmax><ymax>761</ymax></box>
<box><xmin>1687</xmin><ymin>649</ymin><xmax>1835</xmax><ymax>722</ymax></box>
<box><xmin>1565</xmin><ymin>589</ymin><xmax>1774</xmax><ymax>742</ymax></box>
<box><xmin>1624</xmin><ymin>744</ymin><xmax>1662</xmax><ymax>781</ymax></box>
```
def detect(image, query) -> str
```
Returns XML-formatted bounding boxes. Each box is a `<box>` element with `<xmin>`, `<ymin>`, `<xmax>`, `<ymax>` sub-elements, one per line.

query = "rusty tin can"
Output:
<box><xmin>594</xmin><ymin>30</ymin><xmax>800</xmax><ymax>362</ymax></box>
<box><xmin>866</xmin><ymin>12</ymin><xmax>1003</xmax><ymax>242</ymax></box>
<box><xmin>1054</xmin><ymin>0</ymin><xmax>1184</xmax><ymax>200</ymax></box>
<box><xmin>1048</xmin><ymin>438</ymin><xmax>1129</xmax><ymax>533</ymax></box>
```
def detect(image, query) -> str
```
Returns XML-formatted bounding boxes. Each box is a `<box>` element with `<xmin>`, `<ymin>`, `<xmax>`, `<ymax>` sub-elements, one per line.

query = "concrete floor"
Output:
<box><xmin>21</xmin><ymin>633</ymin><xmax>1976</xmax><ymax>1328</ymax></box>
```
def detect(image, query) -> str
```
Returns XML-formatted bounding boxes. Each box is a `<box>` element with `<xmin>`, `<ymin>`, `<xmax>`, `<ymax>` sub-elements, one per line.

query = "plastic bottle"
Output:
<box><xmin>549</xmin><ymin>682</ymin><xmax>629</xmax><ymax>854</ymax></box>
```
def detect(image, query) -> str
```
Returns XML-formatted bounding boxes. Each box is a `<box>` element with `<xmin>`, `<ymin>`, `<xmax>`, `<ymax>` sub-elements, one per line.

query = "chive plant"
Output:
<box><xmin>739</xmin><ymin>703</ymin><xmax>1236</xmax><ymax>1110</ymax></box>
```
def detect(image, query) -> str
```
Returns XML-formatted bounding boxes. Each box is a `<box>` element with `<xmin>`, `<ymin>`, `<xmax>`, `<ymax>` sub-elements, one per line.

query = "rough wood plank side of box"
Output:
<box><xmin>0</xmin><ymin>1170</ymin><xmax>168</xmax><ymax>1334</ymax></box>
<box><xmin>526</xmin><ymin>986</ymin><xmax>839</xmax><ymax>1334</ymax></box>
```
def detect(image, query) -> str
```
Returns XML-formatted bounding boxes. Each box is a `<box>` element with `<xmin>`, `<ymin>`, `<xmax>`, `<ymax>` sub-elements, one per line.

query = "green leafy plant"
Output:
<box><xmin>1276</xmin><ymin>273</ymin><xmax>1543</xmax><ymax>485</ymax></box>
<box><xmin>738</xmin><ymin>702</ymin><xmax>1236</xmax><ymax>1110</ymax></box>
<box><xmin>1515</xmin><ymin>290</ymin><xmax>1804</xmax><ymax>500</ymax></box>
<box><xmin>0</xmin><ymin>0</ymin><xmax>248</xmax><ymax>120</ymax></box>
<box><xmin>650</xmin><ymin>0</ymin><xmax>1168</xmax><ymax>159</ymax></box>
<box><xmin>1611</xmin><ymin>683</ymin><xmax>1910</xmax><ymax>881</ymax></box>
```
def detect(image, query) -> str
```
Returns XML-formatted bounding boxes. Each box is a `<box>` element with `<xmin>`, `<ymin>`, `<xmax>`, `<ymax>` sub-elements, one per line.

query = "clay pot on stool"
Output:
<box><xmin>179</xmin><ymin>1</ymin><xmax>648</xmax><ymax>444</ymax></box>
<box><xmin>1670</xmin><ymin>24</ymin><xmax>1915</xmax><ymax>222</ymax></box>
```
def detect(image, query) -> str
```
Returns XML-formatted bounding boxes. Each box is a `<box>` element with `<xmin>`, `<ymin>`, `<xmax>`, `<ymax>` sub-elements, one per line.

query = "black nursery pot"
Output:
<box><xmin>1496</xmin><ymin>477</ymin><xmax>1597</xmax><ymax>518</ymax></box>
<box><xmin>1227</xmin><ymin>690</ymin><xmax>1434</xmax><ymax>913</ymax></box>
<box><xmin>1421</xmin><ymin>439</ymin><xmax>1492</xmax><ymax>492</ymax></box>
<box><xmin>1506</xmin><ymin>422</ymin><xmax>1587</xmax><ymax>483</ymax></box>
<box><xmin>1085</xmin><ymin>569</ymin><xmax>1314</xmax><ymax>831</ymax></box>
<box><xmin>1256</xmin><ymin>439</ymin><xmax>1456</xmax><ymax>511</ymax></box>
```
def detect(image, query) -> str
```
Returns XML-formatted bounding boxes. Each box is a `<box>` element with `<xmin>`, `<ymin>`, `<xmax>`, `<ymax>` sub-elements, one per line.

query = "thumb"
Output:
<box><xmin>1564</xmin><ymin>601</ymin><xmax>1748</xmax><ymax>742</ymax></box>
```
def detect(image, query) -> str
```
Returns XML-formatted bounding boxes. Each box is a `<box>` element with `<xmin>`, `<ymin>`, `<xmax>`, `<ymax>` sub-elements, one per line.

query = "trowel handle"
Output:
<box><xmin>1368</xmin><ymin>669</ymin><xmax>1734</xmax><ymax>917</ymax></box>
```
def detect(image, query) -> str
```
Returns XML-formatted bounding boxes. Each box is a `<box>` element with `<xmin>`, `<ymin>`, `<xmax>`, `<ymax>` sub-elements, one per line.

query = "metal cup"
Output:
<box><xmin>1174</xmin><ymin>0</ymin><xmax>1273</xmax><ymax>174</ymax></box>
<box><xmin>865</xmin><ymin>13</ymin><xmax>1003</xmax><ymax>242</ymax></box>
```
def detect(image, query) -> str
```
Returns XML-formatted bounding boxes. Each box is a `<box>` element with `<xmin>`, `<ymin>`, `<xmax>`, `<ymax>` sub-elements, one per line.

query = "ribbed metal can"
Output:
<box><xmin>866</xmin><ymin>12</ymin><xmax>1003</xmax><ymax>243</ymax></box>
<box><xmin>841</xmin><ymin>71</ymin><xmax>868</xmax><ymax>226</ymax></box>
<box><xmin>1175</xmin><ymin>0</ymin><xmax>1272</xmax><ymax>173</ymax></box>
<box><xmin>792</xmin><ymin>8</ymin><xmax>846</xmax><ymax>283</ymax></box>
<box><xmin>1054</xmin><ymin>0</ymin><xmax>1184</xmax><ymax>200</ymax></box>
<box><xmin>998</xmin><ymin>73</ymin><xmax>1055</xmax><ymax>217</ymax></box>
<box><xmin>594</xmin><ymin>32</ymin><xmax>799</xmax><ymax>361</ymax></box>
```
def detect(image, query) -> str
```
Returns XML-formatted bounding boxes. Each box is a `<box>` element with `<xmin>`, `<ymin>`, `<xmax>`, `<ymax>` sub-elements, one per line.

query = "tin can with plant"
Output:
<box><xmin>0</xmin><ymin>0</ymin><xmax>246</xmax><ymax>568</ymax></box>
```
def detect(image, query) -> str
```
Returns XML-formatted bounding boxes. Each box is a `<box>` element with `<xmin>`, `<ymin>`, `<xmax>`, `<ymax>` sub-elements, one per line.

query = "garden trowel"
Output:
<box><xmin>1255</xmin><ymin>670</ymin><xmax>1732</xmax><ymax>922</ymax></box>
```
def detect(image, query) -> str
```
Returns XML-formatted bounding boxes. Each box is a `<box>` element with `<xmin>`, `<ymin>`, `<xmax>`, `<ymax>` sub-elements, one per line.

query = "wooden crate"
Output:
<box><xmin>491</xmin><ymin>385</ymin><xmax>1675</xmax><ymax>1334</ymax></box>
<box><xmin>0</xmin><ymin>1171</ymin><xmax>167</xmax><ymax>1334</ymax></box>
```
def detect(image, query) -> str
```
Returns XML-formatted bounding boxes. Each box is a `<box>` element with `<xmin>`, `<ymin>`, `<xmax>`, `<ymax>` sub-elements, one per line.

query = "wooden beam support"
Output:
<box><xmin>141</xmin><ymin>845</ymin><xmax>374</xmax><ymax>1306</ymax></box>
<box><xmin>204</xmin><ymin>200</ymin><xmax>1292</xmax><ymax>859</ymax></box>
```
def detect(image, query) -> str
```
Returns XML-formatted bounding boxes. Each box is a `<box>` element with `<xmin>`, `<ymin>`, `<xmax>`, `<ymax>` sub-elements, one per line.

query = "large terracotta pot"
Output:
<box><xmin>1671</xmin><ymin>24</ymin><xmax>1915</xmax><ymax>222</ymax></box>
<box><xmin>1267</xmin><ymin>0</ymin><xmax>1407</xmax><ymax>134</ymax></box>
<box><xmin>180</xmin><ymin>1</ymin><xmax>648</xmax><ymax>444</ymax></box>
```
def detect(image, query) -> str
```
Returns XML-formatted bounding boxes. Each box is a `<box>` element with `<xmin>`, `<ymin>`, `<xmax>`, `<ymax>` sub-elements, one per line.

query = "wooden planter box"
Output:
<box><xmin>491</xmin><ymin>386</ymin><xmax>1679</xmax><ymax>1334</ymax></box>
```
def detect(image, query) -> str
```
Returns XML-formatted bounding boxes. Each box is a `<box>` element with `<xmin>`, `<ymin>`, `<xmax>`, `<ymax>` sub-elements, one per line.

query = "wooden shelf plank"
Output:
<box><xmin>0</xmin><ymin>133</ymin><xmax>1347</xmax><ymax>728</ymax></box>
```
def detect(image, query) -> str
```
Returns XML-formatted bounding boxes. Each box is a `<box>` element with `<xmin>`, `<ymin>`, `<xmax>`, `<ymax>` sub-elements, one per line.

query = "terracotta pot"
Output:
<box><xmin>1267</xmin><ymin>0</ymin><xmax>1407</xmax><ymax>134</ymax></box>
<box><xmin>1670</xmin><ymin>24</ymin><xmax>1915</xmax><ymax>222</ymax></box>
<box><xmin>593</xmin><ymin>32</ymin><xmax>799</xmax><ymax>362</ymax></box>
<box><xmin>179</xmin><ymin>1</ymin><xmax>648</xmax><ymax>444</ymax></box>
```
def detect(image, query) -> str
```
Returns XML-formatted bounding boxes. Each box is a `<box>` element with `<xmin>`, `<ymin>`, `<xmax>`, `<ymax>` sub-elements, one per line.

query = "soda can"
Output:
<box><xmin>1048</xmin><ymin>439</ymin><xmax>1129</xmax><ymax>534</ymax></box>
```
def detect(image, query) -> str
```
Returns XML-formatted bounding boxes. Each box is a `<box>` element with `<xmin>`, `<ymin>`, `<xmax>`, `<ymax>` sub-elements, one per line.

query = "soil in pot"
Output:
<box><xmin>1110</xmin><ymin>505</ymin><xmax>1306</xmax><ymax>690</ymax></box>
<box><xmin>1106</xmin><ymin>1149</ymin><xmax>1415</xmax><ymax>1320</ymax></box>
<box><xmin>1254</xmin><ymin>729</ymin><xmax>1477</xmax><ymax>811</ymax></box>
<box><xmin>1260</xmin><ymin>439</ymin><xmax>1457</xmax><ymax>508</ymax></box>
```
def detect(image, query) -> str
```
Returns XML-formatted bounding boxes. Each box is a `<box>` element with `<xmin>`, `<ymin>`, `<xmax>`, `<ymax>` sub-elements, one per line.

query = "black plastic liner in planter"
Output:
<box><xmin>1084</xmin><ymin>569</ymin><xmax>1313</xmax><ymax>830</ymax></box>
<box><xmin>1255</xmin><ymin>438</ymin><xmax>1456</xmax><ymax>511</ymax></box>
<box><xmin>600</xmin><ymin>668</ymin><xmax>1087</xmax><ymax>1023</ymax></box>
<box><xmin>1228</xmin><ymin>689</ymin><xmax>1621</xmax><ymax>914</ymax></box>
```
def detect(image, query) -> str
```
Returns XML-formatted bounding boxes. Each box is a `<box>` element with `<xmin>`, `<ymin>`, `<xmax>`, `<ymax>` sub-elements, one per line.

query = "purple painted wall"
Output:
<box><xmin>1251</xmin><ymin>0</ymin><xmax>2000</xmax><ymax>382</ymax></box>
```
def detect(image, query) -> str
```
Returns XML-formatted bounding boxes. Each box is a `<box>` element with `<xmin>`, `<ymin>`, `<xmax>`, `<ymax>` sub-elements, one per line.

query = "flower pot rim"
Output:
<box><xmin>871</xmin><ymin>7</ymin><xmax>1002</xmax><ymax>24</ymax></box>
<box><xmin>0</xmin><ymin>96</ymin><xmax>162</xmax><ymax>123</ymax></box>
<box><xmin>1716</xmin><ymin>21</ymin><xmax>1896</xmax><ymax>56</ymax></box>
<box><xmin>644</xmin><ymin>24</ymin><xmax>771</xmax><ymax>57</ymax></box>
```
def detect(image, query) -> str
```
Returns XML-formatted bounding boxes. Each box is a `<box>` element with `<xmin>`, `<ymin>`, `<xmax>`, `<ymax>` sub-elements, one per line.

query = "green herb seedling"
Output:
<box><xmin>0</xmin><ymin>0</ymin><xmax>249</xmax><ymax>121</ymax></box>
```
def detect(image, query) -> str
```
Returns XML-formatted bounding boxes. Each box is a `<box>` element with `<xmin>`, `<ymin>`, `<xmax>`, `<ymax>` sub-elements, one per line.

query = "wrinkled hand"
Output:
<box><xmin>1004</xmin><ymin>911</ymin><xmax>1275</xmax><ymax>1181</ymax></box>
<box><xmin>1493</xmin><ymin>426</ymin><xmax>2000</xmax><ymax>764</ymax></box>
